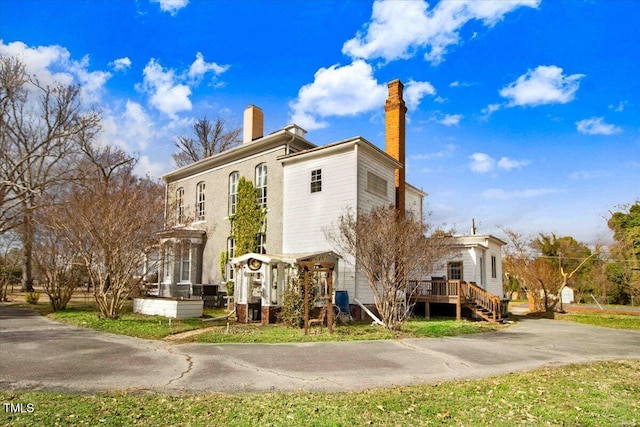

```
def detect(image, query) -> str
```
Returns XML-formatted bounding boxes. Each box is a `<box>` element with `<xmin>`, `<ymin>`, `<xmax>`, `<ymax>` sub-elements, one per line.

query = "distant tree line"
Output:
<box><xmin>502</xmin><ymin>201</ymin><xmax>640</xmax><ymax>311</ymax></box>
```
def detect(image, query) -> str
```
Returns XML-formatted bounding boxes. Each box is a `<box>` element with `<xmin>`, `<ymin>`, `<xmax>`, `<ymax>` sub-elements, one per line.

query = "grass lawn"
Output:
<box><xmin>45</xmin><ymin>306</ymin><xmax>503</xmax><ymax>343</ymax></box>
<box><xmin>1</xmin><ymin>360</ymin><xmax>638</xmax><ymax>426</ymax></box>
<box><xmin>555</xmin><ymin>312</ymin><xmax>640</xmax><ymax>330</ymax></box>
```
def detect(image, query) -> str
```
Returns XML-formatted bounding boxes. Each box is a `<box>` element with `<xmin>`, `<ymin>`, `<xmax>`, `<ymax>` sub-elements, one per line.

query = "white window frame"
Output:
<box><xmin>179</xmin><ymin>245</ymin><xmax>191</xmax><ymax>283</ymax></box>
<box><xmin>491</xmin><ymin>255</ymin><xmax>497</xmax><ymax>279</ymax></box>
<box><xmin>310</xmin><ymin>169</ymin><xmax>322</xmax><ymax>193</ymax></box>
<box><xmin>255</xmin><ymin>163</ymin><xmax>267</xmax><ymax>209</ymax></box>
<box><xmin>229</xmin><ymin>172</ymin><xmax>239</xmax><ymax>215</ymax></box>
<box><xmin>196</xmin><ymin>181</ymin><xmax>205</xmax><ymax>221</ymax></box>
<box><xmin>227</xmin><ymin>237</ymin><xmax>235</xmax><ymax>281</ymax></box>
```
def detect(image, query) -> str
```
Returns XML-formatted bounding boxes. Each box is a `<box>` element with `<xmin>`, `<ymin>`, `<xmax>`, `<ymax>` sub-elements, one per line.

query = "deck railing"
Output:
<box><xmin>408</xmin><ymin>279</ymin><xmax>502</xmax><ymax>322</ymax></box>
<box><xmin>408</xmin><ymin>279</ymin><xmax>461</xmax><ymax>298</ymax></box>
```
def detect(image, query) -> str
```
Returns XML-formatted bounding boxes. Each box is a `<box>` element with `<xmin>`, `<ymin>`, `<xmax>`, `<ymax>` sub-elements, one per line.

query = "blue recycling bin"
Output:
<box><xmin>335</xmin><ymin>290</ymin><xmax>349</xmax><ymax>315</ymax></box>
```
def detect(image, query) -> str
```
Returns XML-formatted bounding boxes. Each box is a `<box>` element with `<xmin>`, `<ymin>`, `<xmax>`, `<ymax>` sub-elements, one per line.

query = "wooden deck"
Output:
<box><xmin>408</xmin><ymin>279</ymin><xmax>503</xmax><ymax>323</ymax></box>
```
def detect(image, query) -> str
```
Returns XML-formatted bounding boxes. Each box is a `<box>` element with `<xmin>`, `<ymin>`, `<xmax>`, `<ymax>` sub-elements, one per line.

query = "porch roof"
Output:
<box><xmin>231</xmin><ymin>251</ymin><xmax>340</xmax><ymax>266</ymax></box>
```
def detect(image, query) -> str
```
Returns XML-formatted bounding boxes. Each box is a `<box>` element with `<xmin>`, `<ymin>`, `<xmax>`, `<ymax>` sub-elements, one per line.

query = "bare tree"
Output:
<box><xmin>327</xmin><ymin>206</ymin><xmax>454</xmax><ymax>330</ymax></box>
<box><xmin>0</xmin><ymin>232</ymin><xmax>22</xmax><ymax>301</ymax></box>
<box><xmin>50</xmin><ymin>146</ymin><xmax>164</xmax><ymax>319</ymax></box>
<box><xmin>0</xmin><ymin>56</ymin><xmax>100</xmax><ymax>291</ymax></box>
<box><xmin>32</xmin><ymin>202</ymin><xmax>84</xmax><ymax>311</ymax></box>
<box><xmin>502</xmin><ymin>229</ymin><xmax>598</xmax><ymax>312</ymax></box>
<box><xmin>172</xmin><ymin>115</ymin><xmax>241</xmax><ymax>167</ymax></box>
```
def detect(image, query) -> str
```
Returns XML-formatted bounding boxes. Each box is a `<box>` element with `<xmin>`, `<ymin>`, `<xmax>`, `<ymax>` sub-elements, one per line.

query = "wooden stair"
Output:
<box><xmin>460</xmin><ymin>281</ymin><xmax>503</xmax><ymax>323</ymax></box>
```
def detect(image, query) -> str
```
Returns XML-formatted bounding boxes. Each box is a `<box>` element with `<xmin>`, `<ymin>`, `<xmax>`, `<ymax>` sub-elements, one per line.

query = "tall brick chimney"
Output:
<box><xmin>243</xmin><ymin>105</ymin><xmax>264</xmax><ymax>144</ymax></box>
<box><xmin>384</xmin><ymin>79</ymin><xmax>407</xmax><ymax>215</ymax></box>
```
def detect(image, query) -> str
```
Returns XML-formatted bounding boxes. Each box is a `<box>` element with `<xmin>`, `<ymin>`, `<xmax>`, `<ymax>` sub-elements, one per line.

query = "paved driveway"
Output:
<box><xmin>1</xmin><ymin>304</ymin><xmax>638</xmax><ymax>394</ymax></box>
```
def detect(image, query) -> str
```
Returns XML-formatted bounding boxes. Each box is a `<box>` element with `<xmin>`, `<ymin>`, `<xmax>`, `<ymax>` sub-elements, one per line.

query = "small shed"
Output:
<box><xmin>561</xmin><ymin>286</ymin><xmax>575</xmax><ymax>304</ymax></box>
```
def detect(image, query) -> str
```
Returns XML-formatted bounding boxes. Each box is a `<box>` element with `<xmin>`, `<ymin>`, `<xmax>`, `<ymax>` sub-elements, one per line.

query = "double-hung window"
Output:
<box><xmin>310</xmin><ymin>169</ymin><xmax>322</xmax><ymax>193</ymax></box>
<box><xmin>196</xmin><ymin>182</ymin><xmax>205</xmax><ymax>221</ymax></box>
<box><xmin>180</xmin><ymin>246</ymin><xmax>190</xmax><ymax>282</ymax></box>
<box><xmin>255</xmin><ymin>164</ymin><xmax>267</xmax><ymax>209</ymax></box>
<box><xmin>229</xmin><ymin>172</ymin><xmax>239</xmax><ymax>215</ymax></box>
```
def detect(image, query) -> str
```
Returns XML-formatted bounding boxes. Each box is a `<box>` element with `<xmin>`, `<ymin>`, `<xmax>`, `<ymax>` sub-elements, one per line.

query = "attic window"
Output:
<box><xmin>310</xmin><ymin>169</ymin><xmax>322</xmax><ymax>193</ymax></box>
<box><xmin>366</xmin><ymin>171</ymin><xmax>387</xmax><ymax>198</ymax></box>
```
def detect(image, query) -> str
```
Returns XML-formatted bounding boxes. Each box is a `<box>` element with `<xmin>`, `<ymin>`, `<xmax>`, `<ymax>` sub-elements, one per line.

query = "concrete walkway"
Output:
<box><xmin>1</xmin><ymin>304</ymin><xmax>638</xmax><ymax>394</ymax></box>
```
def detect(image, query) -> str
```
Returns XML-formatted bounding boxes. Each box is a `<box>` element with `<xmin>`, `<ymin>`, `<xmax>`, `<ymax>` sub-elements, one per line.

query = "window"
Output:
<box><xmin>480</xmin><ymin>256</ymin><xmax>485</xmax><ymax>286</ymax></box>
<box><xmin>227</xmin><ymin>237</ymin><xmax>235</xmax><ymax>280</ymax></box>
<box><xmin>255</xmin><ymin>233</ymin><xmax>266</xmax><ymax>254</ymax></box>
<box><xmin>310</xmin><ymin>169</ymin><xmax>322</xmax><ymax>193</ymax></box>
<box><xmin>196</xmin><ymin>182</ymin><xmax>205</xmax><ymax>221</ymax></box>
<box><xmin>448</xmin><ymin>262</ymin><xmax>463</xmax><ymax>281</ymax></box>
<box><xmin>255</xmin><ymin>163</ymin><xmax>267</xmax><ymax>209</ymax></box>
<box><xmin>366</xmin><ymin>171</ymin><xmax>388</xmax><ymax>198</ymax></box>
<box><xmin>491</xmin><ymin>255</ymin><xmax>497</xmax><ymax>279</ymax></box>
<box><xmin>163</xmin><ymin>248</ymin><xmax>172</xmax><ymax>280</ymax></box>
<box><xmin>180</xmin><ymin>246</ymin><xmax>190</xmax><ymax>282</ymax></box>
<box><xmin>176</xmin><ymin>187</ymin><xmax>184</xmax><ymax>224</ymax></box>
<box><xmin>228</xmin><ymin>172</ymin><xmax>239</xmax><ymax>215</ymax></box>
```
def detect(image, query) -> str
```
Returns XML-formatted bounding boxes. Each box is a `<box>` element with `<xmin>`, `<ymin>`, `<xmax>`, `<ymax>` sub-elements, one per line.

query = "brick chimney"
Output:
<box><xmin>384</xmin><ymin>79</ymin><xmax>407</xmax><ymax>215</ymax></box>
<box><xmin>243</xmin><ymin>105</ymin><xmax>264</xmax><ymax>143</ymax></box>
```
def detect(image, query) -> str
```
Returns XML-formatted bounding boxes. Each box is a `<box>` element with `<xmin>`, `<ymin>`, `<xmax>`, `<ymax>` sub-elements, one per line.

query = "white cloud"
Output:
<box><xmin>110</xmin><ymin>57</ymin><xmax>132</xmax><ymax>71</ymax></box>
<box><xmin>569</xmin><ymin>170</ymin><xmax>612</xmax><ymax>180</ymax></box>
<box><xmin>140</xmin><ymin>58</ymin><xmax>192</xmax><ymax>117</ymax></box>
<box><xmin>481</xmin><ymin>188</ymin><xmax>559</xmax><ymax>200</ymax></box>
<box><xmin>499</xmin><ymin>65</ymin><xmax>584</xmax><ymax>107</ymax></box>
<box><xmin>134</xmin><ymin>155</ymin><xmax>166</xmax><ymax>178</ymax></box>
<box><xmin>404</xmin><ymin>80</ymin><xmax>436</xmax><ymax>110</ymax></box>
<box><xmin>437</xmin><ymin>113</ymin><xmax>463</xmax><ymax>126</ymax></box>
<box><xmin>151</xmin><ymin>0</ymin><xmax>189</xmax><ymax>16</ymax></box>
<box><xmin>469</xmin><ymin>152</ymin><xmax>529</xmax><ymax>173</ymax></box>
<box><xmin>289</xmin><ymin>60</ymin><xmax>386</xmax><ymax>130</ymax></box>
<box><xmin>576</xmin><ymin>117</ymin><xmax>622</xmax><ymax>135</ymax></box>
<box><xmin>343</xmin><ymin>0</ymin><xmax>540</xmax><ymax>64</ymax></box>
<box><xmin>188</xmin><ymin>52</ymin><xmax>229</xmax><ymax>82</ymax></box>
<box><xmin>97</xmin><ymin>100</ymin><xmax>157</xmax><ymax>152</ymax></box>
<box><xmin>608</xmin><ymin>101</ymin><xmax>627</xmax><ymax>112</ymax></box>
<box><xmin>410</xmin><ymin>144</ymin><xmax>457</xmax><ymax>160</ymax></box>
<box><xmin>469</xmin><ymin>152</ymin><xmax>495</xmax><ymax>173</ymax></box>
<box><xmin>0</xmin><ymin>40</ymin><xmax>111</xmax><ymax>104</ymax></box>
<box><xmin>497</xmin><ymin>156</ymin><xmax>530</xmax><ymax>170</ymax></box>
<box><xmin>481</xmin><ymin>103</ymin><xmax>502</xmax><ymax>119</ymax></box>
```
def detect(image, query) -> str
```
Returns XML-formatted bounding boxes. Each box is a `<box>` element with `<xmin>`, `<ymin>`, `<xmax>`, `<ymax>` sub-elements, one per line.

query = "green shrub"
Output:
<box><xmin>278</xmin><ymin>268</ymin><xmax>318</xmax><ymax>328</ymax></box>
<box><xmin>25</xmin><ymin>291</ymin><xmax>40</xmax><ymax>305</ymax></box>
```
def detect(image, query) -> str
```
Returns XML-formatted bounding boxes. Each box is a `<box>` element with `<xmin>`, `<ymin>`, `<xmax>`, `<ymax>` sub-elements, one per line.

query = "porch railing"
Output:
<box><xmin>409</xmin><ymin>279</ymin><xmax>461</xmax><ymax>298</ymax></box>
<box><xmin>408</xmin><ymin>279</ymin><xmax>502</xmax><ymax>322</ymax></box>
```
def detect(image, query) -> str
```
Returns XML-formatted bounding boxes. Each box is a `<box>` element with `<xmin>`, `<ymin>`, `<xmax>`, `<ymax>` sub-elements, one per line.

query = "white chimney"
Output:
<box><xmin>243</xmin><ymin>105</ymin><xmax>264</xmax><ymax>144</ymax></box>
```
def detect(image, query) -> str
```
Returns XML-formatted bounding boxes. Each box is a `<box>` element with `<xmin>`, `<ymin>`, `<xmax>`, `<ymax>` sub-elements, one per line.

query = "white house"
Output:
<box><xmin>157</xmin><ymin>79</ymin><xmax>506</xmax><ymax>323</ymax></box>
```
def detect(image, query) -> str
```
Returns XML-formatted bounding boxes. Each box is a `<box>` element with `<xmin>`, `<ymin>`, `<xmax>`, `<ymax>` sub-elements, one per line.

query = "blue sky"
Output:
<box><xmin>1</xmin><ymin>0</ymin><xmax>638</xmax><ymax>245</ymax></box>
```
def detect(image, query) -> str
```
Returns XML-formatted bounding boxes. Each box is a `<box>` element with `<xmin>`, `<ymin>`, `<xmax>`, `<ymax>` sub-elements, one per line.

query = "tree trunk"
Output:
<box><xmin>20</xmin><ymin>198</ymin><xmax>34</xmax><ymax>292</ymax></box>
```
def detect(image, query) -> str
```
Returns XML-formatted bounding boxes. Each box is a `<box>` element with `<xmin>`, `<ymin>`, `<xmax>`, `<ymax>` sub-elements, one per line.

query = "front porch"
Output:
<box><xmin>409</xmin><ymin>279</ymin><xmax>505</xmax><ymax>323</ymax></box>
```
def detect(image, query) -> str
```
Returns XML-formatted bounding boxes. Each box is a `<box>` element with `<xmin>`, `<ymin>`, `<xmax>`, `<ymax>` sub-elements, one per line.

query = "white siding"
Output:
<box><xmin>405</xmin><ymin>186</ymin><xmax>424</xmax><ymax>219</ymax></box>
<box><xmin>357</xmin><ymin>149</ymin><xmax>396</xmax><ymax>213</ymax></box>
<box><xmin>283</xmin><ymin>149</ymin><xmax>358</xmax><ymax>295</ymax></box>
